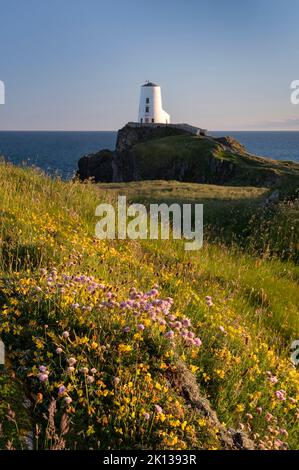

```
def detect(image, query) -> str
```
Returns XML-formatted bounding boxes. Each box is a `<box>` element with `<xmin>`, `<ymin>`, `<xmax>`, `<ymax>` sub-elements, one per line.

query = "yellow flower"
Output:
<box><xmin>215</xmin><ymin>369</ymin><xmax>225</xmax><ymax>379</ymax></box>
<box><xmin>86</xmin><ymin>425</ymin><xmax>95</xmax><ymax>436</ymax></box>
<box><xmin>236</xmin><ymin>404</ymin><xmax>245</xmax><ymax>413</ymax></box>
<box><xmin>118</xmin><ymin>344</ymin><xmax>132</xmax><ymax>353</ymax></box>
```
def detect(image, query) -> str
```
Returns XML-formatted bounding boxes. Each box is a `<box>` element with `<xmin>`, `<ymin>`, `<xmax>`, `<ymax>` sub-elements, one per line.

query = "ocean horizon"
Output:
<box><xmin>0</xmin><ymin>130</ymin><xmax>298</xmax><ymax>179</ymax></box>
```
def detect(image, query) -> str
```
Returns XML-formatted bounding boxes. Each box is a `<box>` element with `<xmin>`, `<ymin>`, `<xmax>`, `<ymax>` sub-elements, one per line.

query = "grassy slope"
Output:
<box><xmin>0</xmin><ymin>163</ymin><xmax>298</xmax><ymax>450</ymax></box>
<box><xmin>131</xmin><ymin>134</ymin><xmax>299</xmax><ymax>189</ymax></box>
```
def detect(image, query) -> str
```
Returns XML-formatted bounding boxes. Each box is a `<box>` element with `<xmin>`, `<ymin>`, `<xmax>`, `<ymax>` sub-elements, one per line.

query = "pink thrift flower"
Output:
<box><xmin>165</xmin><ymin>330</ymin><xmax>175</xmax><ymax>339</ymax></box>
<box><xmin>154</xmin><ymin>405</ymin><xmax>163</xmax><ymax>414</ymax></box>
<box><xmin>194</xmin><ymin>337</ymin><xmax>202</xmax><ymax>347</ymax></box>
<box><xmin>275</xmin><ymin>390</ymin><xmax>286</xmax><ymax>401</ymax></box>
<box><xmin>58</xmin><ymin>385</ymin><xmax>66</xmax><ymax>396</ymax></box>
<box><xmin>38</xmin><ymin>373</ymin><xmax>48</xmax><ymax>382</ymax></box>
<box><xmin>113</xmin><ymin>377</ymin><xmax>120</xmax><ymax>386</ymax></box>
<box><xmin>68</xmin><ymin>357</ymin><xmax>77</xmax><ymax>366</ymax></box>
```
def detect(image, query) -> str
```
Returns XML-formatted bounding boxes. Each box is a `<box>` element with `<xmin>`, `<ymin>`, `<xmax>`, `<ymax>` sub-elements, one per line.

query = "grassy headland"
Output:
<box><xmin>0</xmin><ymin>162</ymin><xmax>298</xmax><ymax>450</ymax></box>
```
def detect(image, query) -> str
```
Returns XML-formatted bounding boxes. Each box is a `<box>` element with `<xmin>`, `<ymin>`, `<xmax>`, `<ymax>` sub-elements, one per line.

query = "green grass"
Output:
<box><xmin>129</xmin><ymin>134</ymin><xmax>299</xmax><ymax>189</ymax></box>
<box><xmin>0</xmin><ymin>162</ymin><xmax>298</xmax><ymax>450</ymax></box>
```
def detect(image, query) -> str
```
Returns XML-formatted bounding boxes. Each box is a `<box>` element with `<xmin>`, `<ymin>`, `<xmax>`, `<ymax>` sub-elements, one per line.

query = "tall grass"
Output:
<box><xmin>0</xmin><ymin>163</ymin><xmax>298</xmax><ymax>450</ymax></box>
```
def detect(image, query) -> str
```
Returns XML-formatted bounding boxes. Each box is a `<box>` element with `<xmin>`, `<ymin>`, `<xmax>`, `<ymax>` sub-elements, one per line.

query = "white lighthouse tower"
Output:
<box><xmin>138</xmin><ymin>81</ymin><xmax>170</xmax><ymax>124</ymax></box>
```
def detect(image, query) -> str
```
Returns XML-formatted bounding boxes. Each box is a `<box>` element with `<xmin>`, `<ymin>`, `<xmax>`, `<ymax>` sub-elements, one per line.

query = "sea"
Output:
<box><xmin>0</xmin><ymin>130</ymin><xmax>298</xmax><ymax>180</ymax></box>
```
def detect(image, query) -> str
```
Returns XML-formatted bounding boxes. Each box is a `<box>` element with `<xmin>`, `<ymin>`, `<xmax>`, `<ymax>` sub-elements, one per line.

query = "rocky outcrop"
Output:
<box><xmin>169</xmin><ymin>360</ymin><xmax>255</xmax><ymax>450</ymax></box>
<box><xmin>77</xmin><ymin>123</ymin><xmax>299</xmax><ymax>188</ymax></box>
<box><xmin>115</xmin><ymin>123</ymin><xmax>193</xmax><ymax>153</ymax></box>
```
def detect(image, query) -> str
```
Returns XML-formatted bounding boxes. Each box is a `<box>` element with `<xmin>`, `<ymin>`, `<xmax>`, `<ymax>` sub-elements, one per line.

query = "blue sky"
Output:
<box><xmin>0</xmin><ymin>0</ymin><xmax>298</xmax><ymax>130</ymax></box>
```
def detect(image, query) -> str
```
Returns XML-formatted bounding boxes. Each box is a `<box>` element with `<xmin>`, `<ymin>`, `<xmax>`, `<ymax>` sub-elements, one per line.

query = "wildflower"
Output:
<box><xmin>64</xmin><ymin>396</ymin><xmax>72</xmax><ymax>405</ymax></box>
<box><xmin>38</xmin><ymin>373</ymin><xmax>48</xmax><ymax>382</ymax></box>
<box><xmin>193</xmin><ymin>337</ymin><xmax>202</xmax><ymax>347</ymax></box>
<box><xmin>150</xmin><ymin>288</ymin><xmax>159</xmax><ymax>296</ymax></box>
<box><xmin>268</xmin><ymin>375</ymin><xmax>278</xmax><ymax>384</ymax></box>
<box><xmin>256</xmin><ymin>407</ymin><xmax>263</xmax><ymax>415</ymax></box>
<box><xmin>58</xmin><ymin>385</ymin><xmax>66</xmax><ymax>396</ymax></box>
<box><xmin>143</xmin><ymin>412</ymin><xmax>151</xmax><ymax>420</ymax></box>
<box><xmin>154</xmin><ymin>405</ymin><xmax>163</xmax><ymax>414</ymax></box>
<box><xmin>90</xmin><ymin>368</ymin><xmax>97</xmax><ymax>374</ymax></box>
<box><xmin>123</xmin><ymin>326</ymin><xmax>131</xmax><ymax>333</ymax></box>
<box><xmin>71</xmin><ymin>303</ymin><xmax>80</xmax><ymax>309</ymax></box>
<box><xmin>39</xmin><ymin>365</ymin><xmax>47</xmax><ymax>373</ymax></box>
<box><xmin>56</xmin><ymin>347</ymin><xmax>63</xmax><ymax>355</ymax></box>
<box><xmin>118</xmin><ymin>344</ymin><xmax>132</xmax><ymax>353</ymax></box>
<box><xmin>174</xmin><ymin>321</ymin><xmax>182</xmax><ymax>329</ymax></box>
<box><xmin>113</xmin><ymin>377</ymin><xmax>120</xmax><ymax>386</ymax></box>
<box><xmin>137</xmin><ymin>323</ymin><xmax>145</xmax><ymax>331</ymax></box>
<box><xmin>36</xmin><ymin>393</ymin><xmax>43</xmax><ymax>403</ymax></box>
<box><xmin>62</xmin><ymin>331</ymin><xmax>69</xmax><ymax>339</ymax></box>
<box><xmin>219</xmin><ymin>326</ymin><xmax>225</xmax><ymax>333</ymax></box>
<box><xmin>274</xmin><ymin>439</ymin><xmax>284</xmax><ymax>449</ymax></box>
<box><xmin>236</xmin><ymin>403</ymin><xmax>245</xmax><ymax>413</ymax></box>
<box><xmin>80</xmin><ymin>367</ymin><xmax>89</xmax><ymax>374</ymax></box>
<box><xmin>67</xmin><ymin>366</ymin><xmax>75</xmax><ymax>374</ymax></box>
<box><xmin>86</xmin><ymin>375</ymin><xmax>94</xmax><ymax>385</ymax></box>
<box><xmin>182</xmin><ymin>318</ymin><xmax>191</xmax><ymax>327</ymax></box>
<box><xmin>265</xmin><ymin>412</ymin><xmax>273</xmax><ymax>422</ymax></box>
<box><xmin>275</xmin><ymin>390</ymin><xmax>286</xmax><ymax>401</ymax></box>
<box><xmin>68</xmin><ymin>357</ymin><xmax>77</xmax><ymax>366</ymax></box>
<box><xmin>165</xmin><ymin>330</ymin><xmax>175</xmax><ymax>339</ymax></box>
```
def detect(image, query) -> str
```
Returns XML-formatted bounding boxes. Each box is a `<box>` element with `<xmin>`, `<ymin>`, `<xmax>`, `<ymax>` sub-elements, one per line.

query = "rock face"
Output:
<box><xmin>115</xmin><ymin>123</ymin><xmax>193</xmax><ymax>153</ymax></box>
<box><xmin>77</xmin><ymin>123</ymin><xmax>299</xmax><ymax>188</ymax></box>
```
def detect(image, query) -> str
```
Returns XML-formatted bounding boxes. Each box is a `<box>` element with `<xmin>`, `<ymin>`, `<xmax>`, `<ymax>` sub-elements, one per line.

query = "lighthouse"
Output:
<box><xmin>138</xmin><ymin>81</ymin><xmax>170</xmax><ymax>124</ymax></box>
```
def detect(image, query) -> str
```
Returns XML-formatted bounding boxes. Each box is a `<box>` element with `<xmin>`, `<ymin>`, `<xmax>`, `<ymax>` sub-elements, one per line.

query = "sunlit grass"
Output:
<box><xmin>0</xmin><ymin>162</ymin><xmax>298</xmax><ymax>450</ymax></box>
